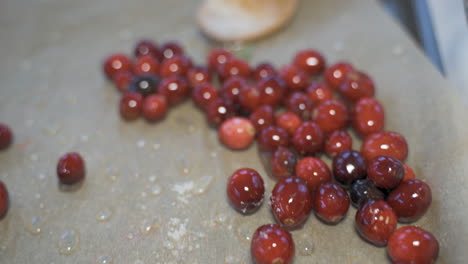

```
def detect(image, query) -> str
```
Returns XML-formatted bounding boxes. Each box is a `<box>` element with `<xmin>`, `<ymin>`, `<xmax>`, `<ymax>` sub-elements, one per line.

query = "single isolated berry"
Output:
<box><xmin>332</xmin><ymin>150</ymin><xmax>367</xmax><ymax>187</ymax></box>
<box><xmin>57</xmin><ymin>152</ymin><xmax>86</xmax><ymax>185</ymax></box>
<box><xmin>270</xmin><ymin>147</ymin><xmax>297</xmax><ymax>179</ymax></box>
<box><xmin>387</xmin><ymin>179</ymin><xmax>432</xmax><ymax>223</ymax></box>
<box><xmin>361</xmin><ymin>131</ymin><xmax>409</xmax><ymax>162</ymax></box>
<box><xmin>218</xmin><ymin>117</ymin><xmax>255</xmax><ymax>150</ymax></box>
<box><xmin>295</xmin><ymin>157</ymin><xmax>332</xmax><ymax>191</ymax></box>
<box><xmin>314</xmin><ymin>182</ymin><xmax>350</xmax><ymax>224</ymax></box>
<box><xmin>355</xmin><ymin>200</ymin><xmax>397</xmax><ymax>246</ymax></box>
<box><xmin>119</xmin><ymin>91</ymin><xmax>143</xmax><ymax>121</ymax></box>
<box><xmin>226</xmin><ymin>168</ymin><xmax>265</xmax><ymax>214</ymax></box>
<box><xmin>0</xmin><ymin>123</ymin><xmax>13</xmax><ymax>150</ymax></box>
<box><xmin>0</xmin><ymin>181</ymin><xmax>9</xmax><ymax>220</ymax></box>
<box><xmin>142</xmin><ymin>94</ymin><xmax>168</xmax><ymax>122</ymax></box>
<box><xmin>251</xmin><ymin>224</ymin><xmax>295</xmax><ymax>264</ymax></box>
<box><xmin>387</xmin><ymin>226</ymin><xmax>439</xmax><ymax>264</ymax></box>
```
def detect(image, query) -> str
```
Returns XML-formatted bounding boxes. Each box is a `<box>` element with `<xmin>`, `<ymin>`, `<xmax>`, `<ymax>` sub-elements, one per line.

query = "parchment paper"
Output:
<box><xmin>0</xmin><ymin>0</ymin><xmax>467</xmax><ymax>263</ymax></box>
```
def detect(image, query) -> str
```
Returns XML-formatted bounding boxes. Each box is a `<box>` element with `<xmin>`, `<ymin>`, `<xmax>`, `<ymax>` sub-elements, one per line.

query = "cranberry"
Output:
<box><xmin>133</xmin><ymin>55</ymin><xmax>160</xmax><ymax>76</ymax></box>
<box><xmin>130</xmin><ymin>74</ymin><xmax>159</xmax><ymax>97</ymax></box>
<box><xmin>119</xmin><ymin>91</ymin><xmax>143</xmax><ymax>121</ymax></box>
<box><xmin>306</xmin><ymin>82</ymin><xmax>333</xmax><ymax>105</ymax></box>
<box><xmin>361</xmin><ymin>131</ymin><xmax>409</xmax><ymax>162</ymax></box>
<box><xmin>285</xmin><ymin>92</ymin><xmax>313</xmax><ymax>120</ymax></box>
<box><xmin>159</xmin><ymin>55</ymin><xmax>191</xmax><ymax>78</ymax></box>
<box><xmin>218</xmin><ymin>117</ymin><xmax>255</xmax><ymax>150</ymax></box>
<box><xmin>257</xmin><ymin>76</ymin><xmax>287</xmax><ymax>107</ymax></box>
<box><xmin>313</xmin><ymin>99</ymin><xmax>349</xmax><ymax>134</ymax></box>
<box><xmin>221</xmin><ymin>76</ymin><xmax>248</xmax><ymax>104</ymax></box>
<box><xmin>158</xmin><ymin>76</ymin><xmax>190</xmax><ymax>105</ymax></box>
<box><xmin>352</xmin><ymin>97</ymin><xmax>384</xmax><ymax>137</ymax></box>
<box><xmin>57</xmin><ymin>152</ymin><xmax>86</xmax><ymax>185</ymax></box>
<box><xmin>279</xmin><ymin>64</ymin><xmax>308</xmax><ymax>92</ymax></box>
<box><xmin>314</xmin><ymin>182</ymin><xmax>350</xmax><ymax>224</ymax></box>
<box><xmin>159</xmin><ymin>42</ymin><xmax>184</xmax><ymax>61</ymax></box>
<box><xmin>349</xmin><ymin>179</ymin><xmax>385</xmax><ymax>208</ymax></box>
<box><xmin>295</xmin><ymin>157</ymin><xmax>331</xmax><ymax>191</ymax></box>
<box><xmin>191</xmin><ymin>82</ymin><xmax>219</xmax><ymax>110</ymax></box>
<box><xmin>367</xmin><ymin>155</ymin><xmax>404</xmax><ymax>189</ymax></box>
<box><xmin>292</xmin><ymin>121</ymin><xmax>324</xmax><ymax>156</ymax></box>
<box><xmin>355</xmin><ymin>200</ymin><xmax>397</xmax><ymax>246</ymax></box>
<box><xmin>113</xmin><ymin>71</ymin><xmax>133</xmax><ymax>93</ymax></box>
<box><xmin>0</xmin><ymin>181</ymin><xmax>9</xmax><ymax>220</ymax></box>
<box><xmin>0</xmin><ymin>124</ymin><xmax>13</xmax><ymax>150</ymax></box>
<box><xmin>207</xmin><ymin>48</ymin><xmax>233</xmax><ymax>72</ymax></box>
<box><xmin>186</xmin><ymin>66</ymin><xmax>211</xmax><ymax>87</ymax></box>
<box><xmin>253</xmin><ymin>62</ymin><xmax>277</xmax><ymax>81</ymax></box>
<box><xmin>271</xmin><ymin>177</ymin><xmax>313</xmax><ymax>228</ymax></box>
<box><xmin>205</xmin><ymin>98</ymin><xmax>235</xmax><ymax>126</ymax></box>
<box><xmin>324</xmin><ymin>62</ymin><xmax>354</xmax><ymax>89</ymax></box>
<box><xmin>142</xmin><ymin>94</ymin><xmax>168</xmax><ymax>122</ymax></box>
<box><xmin>275</xmin><ymin>112</ymin><xmax>302</xmax><ymax>136</ymax></box>
<box><xmin>387</xmin><ymin>179</ymin><xmax>432</xmax><ymax>223</ymax></box>
<box><xmin>324</xmin><ymin>130</ymin><xmax>352</xmax><ymax>157</ymax></box>
<box><xmin>293</xmin><ymin>49</ymin><xmax>326</xmax><ymax>75</ymax></box>
<box><xmin>339</xmin><ymin>71</ymin><xmax>375</xmax><ymax>102</ymax></box>
<box><xmin>258</xmin><ymin>126</ymin><xmax>289</xmax><ymax>152</ymax></box>
<box><xmin>332</xmin><ymin>150</ymin><xmax>367</xmax><ymax>187</ymax></box>
<box><xmin>134</xmin><ymin>39</ymin><xmax>160</xmax><ymax>58</ymax></box>
<box><xmin>403</xmin><ymin>164</ymin><xmax>416</xmax><ymax>182</ymax></box>
<box><xmin>217</xmin><ymin>58</ymin><xmax>250</xmax><ymax>81</ymax></box>
<box><xmin>239</xmin><ymin>86</ymin><xmax>261</xmax><ymax>113</ymax></box>
<box><xmin>271</xmin><ymin>147</ymin><xmax>297</xmax><ymax>179</ymax></box>
<box><xmin>103</xmin><ymin>53</ymin><xmax>133</xmax><ymax>79</ymax></box>
<box><xmin>251</xmin><ymin>224</ymin><xmax>295</xmax><ymax>264</ymax></box>
<box><xmin>249</xmin><ymin>106</ymin><xmax>275</xmax><ymax>134</ymax></box>
<box><xmin>387</xmin><ymin>226</ymin><xmax>439</xmax><ymax>264</ymax></box>
<box><xmin>226</xmin><ymin>168</ymin><xmax>265</xmax><ymax>213</ymax></box>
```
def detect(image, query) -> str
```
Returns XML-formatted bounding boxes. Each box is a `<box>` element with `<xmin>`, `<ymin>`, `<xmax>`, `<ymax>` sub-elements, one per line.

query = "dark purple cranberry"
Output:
<box><xmin>332</xmin><ymin>150</ymin><xmax>367</xmax><ymax>187</ymax></box>
<box><xmin>129</xmin><ymin>74</ymin><xmax>159</xmax><ymax>97</ymax></box>
<box><xmin>349</xmin><ymin>179</ymin><xmax>385</xmax><ymax>208</ymax></box>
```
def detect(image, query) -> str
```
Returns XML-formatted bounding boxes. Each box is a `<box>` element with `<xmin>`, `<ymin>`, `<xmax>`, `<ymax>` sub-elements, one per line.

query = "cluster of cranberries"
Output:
<box><xmin>100</xmin><ymin>40</ymin><xmax>439</xmax><ymax>263</ymax></box>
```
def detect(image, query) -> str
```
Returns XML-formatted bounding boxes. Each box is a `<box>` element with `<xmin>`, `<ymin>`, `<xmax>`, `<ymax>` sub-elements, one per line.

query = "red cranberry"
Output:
<box><xmin>0</xmin><ymin>181</ymin><xmax>9</xmax><ymax>220</ymax></box>
<box><xmin>217</xmin><ymin>58</ymin><xmax>250</xmax><ymax>81</ymax></box>
<box><xmin>249</xmin><ymin>106</ymin><xmax>275</xmax><ymax>133</ymax></box>
<box><xmin>324</xmin><ymin>62</ymin><xmax>354</xmax><ymax>89</ymax></box>
<box><xmin>332</xmin><ymin>150</ymin><xmax>367</xmax><ymax>187</ymax></box>
<box><xmin>349</xmin><ymin>179</ymin><xmax>385</xmax><ymax>208</ymax></box>
<box><xmin>257</xmin><ymin>76</ymin><xmax>287</xmax><ymax>107</ymax></box>
<box><xmin>251</xmin><ymin>224</ymin><xmax>295</xmax><ymax>264</ymax></box>
<box><xmin>295</xmin><ymin>157</ymin><xmax>331</xmax><ymax>191</ymax></box>
<box><xmin>352</xmin><ymin>97</ymin><xmax>384</xmax><ymax>137</ymax></box>
<box><xmin>314</xmin><ymin>182</ymin><xmax>350</xmax><ymax>224</ymax></box>
<box><xmin>271</xmin><ymin>147</ymin><xmax>297</xmax><ymax>179</ymax></box>
<box><xmin>253</xmin><ymin>62</ymin><xmax>277</xmax><ymax>81</ymax></box>
<box><xmin>207</xmin><ymin>48</ymin><xmax>233</xmax><ymax>72</ymax></box>
<box><xmin>258</xmin><ymin>126</ymin><xmax>289</xmax><ymax>152</ymax></box>
<box><xmin>205</xmin><ymin>98</ymin><xmax>235</xmax><ymax>126</ymax></box>
<box><xmin>158</xmin><ymin>76</ymin><xmax>190</xmax><ymax>105</ymax></box>
<box><xmin>134</xmin><ymin>39</ymin><xmax>160</xmax><ymax>58</ymax></box>
<box><xmin>119</xmin><ymin>91</ymin><xmax>143</xmax><ymax>121</ymax></box>
<box><xmin>226</xmin><ymin>168</ymin><xmax>265</xmax><ymax>213</ymax></box>
<box><xmin>133</xmin><ymin>55</ymin><xmax>160</xmax><ymax>76</ymax></box>
<box><xmin>130</xmin><ymin>74</ymin><xmax>159</xmax><ymax>97</ymax></box>
<box><xmin>221</xmin><ymin>76</ymin><xmax>248</xmax><ymax>104</ymax></box>
<box><xmin>160</xmin><ymin>42</ymin><xmax>184</xmax><ymax>61</ymax></box>
<box><xmin>142</xmin><ymin>94</ymin><xmax>168</xmax><ymax>122</ymax></box>
<box><xmin>275</xmin><ymin>112</ymin><xmax>302</xmax><ymax>136</ymax></box>
<box><xmin>186</xmin><ymin>66</ymin><xmax>211</xmax><ymax>87</ymax></box>
<box><xmin>313</xmin><ymin>99</ymin><xmax>349</xmax><ymax>134</ymax></box>
<box><xmin>159</xmin><ymin>55</ymin><xmax>191</xmax><ymax>78</ymax></box>
<box><xmin>293</xmin><ymin>49</ymin><xmax>326</xmax><ymax>75</ymax></box>
<box><xmin>113</xmin><ymin>71</ymin><xmax>133</xmax><ymax>93</ymax></box>
<box><xmin>367</xmin><ymin>155</ymin><xmax>404</xmax><ymax>189</ymax></box>
<box><xmin>355</xmin><ymin>200</ymin><xmax>397</xmax><ymax>246</ymax></box>
<box><xmin>292</xmin><ymin>121</ymin><xmax>324</xmax><ymax>156</ymax></box>
<box><xmin>218</xmin><ymin>117</ymin><xmax>255</xmax><ymax>150</ymax></box>
<box><xmin>57</xmin><ymin>152</ymin><xmax>86</xmax><ymax>185</ymax></box>
<box><xmin>0</xmin><ymin>124</ymin><xmax>13</xmax><ymax>150</ymax></box>
<box><xmin>279</xmin><ymin>64</ymin><xmax>308</xmax><ymax>92</ymax></box>
<box><xmin>271</xmin><ymin>177</ymin><xmax>313</xmax><ymax>228</ymax></box>
<box><xmin>285</xmin><ymin>92</ymin><xmax>313</xmax><ymax>120</ymax></box>
<box><xmin>191</xmin><ymin>82</ymin><xmax>219</xmax><ymax>110</ymax></box>
<box><xmin>403</xmin><ymin>164</ymin><xmax>416</xmax><ymax>182</ymax></box>
<box><xmin>239</xmin><ymin>86</ymin><xmax>261</xmax><ymax>113</ymax></box>
<box><xmin>339</xmin><ymin>71</ymin><xmax>375</xmax><ymax>102</ymax></box>
<box><xmin>324</xmin><ymin>130</ymin><xmax>352</xmax><ymax>157</ymax></box>
<box><xmin>387</xmin><ymin>226</ymin><xmax>439</xmax><ymax>264</ymax></box>
<box><xmin>306</xmin><ymin>82</ymin><xmax>333</xmax><ymax>105</ymax></box>
<box><xmin>387</xmin><ymin>179</ymin><xmax>432</xmax><ymax>223</ymax></box>
<box><xmin>361</xmin><ymin>131</ymin><xmax>409</xmax><ymax>162</ymax></box>
<box><xmin>103</xmin><ymin>53</ymin><xmax>133</xmax><ymax>79</ymax></box>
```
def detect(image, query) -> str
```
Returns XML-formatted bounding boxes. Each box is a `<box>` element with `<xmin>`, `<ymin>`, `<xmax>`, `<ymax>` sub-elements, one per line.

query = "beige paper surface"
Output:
<box><xmin>0</xmin><ymin>0</ymin><xmax>467</xmax><ymax>263</ymax></box>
